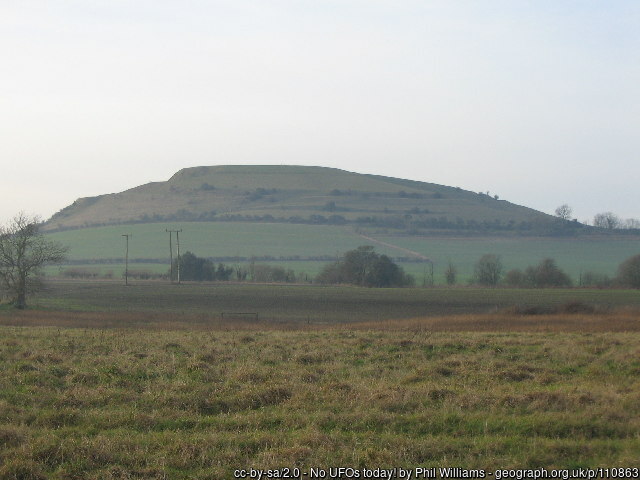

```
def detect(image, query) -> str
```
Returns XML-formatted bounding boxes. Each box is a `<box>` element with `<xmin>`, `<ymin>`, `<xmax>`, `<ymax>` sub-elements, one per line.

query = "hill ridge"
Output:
<box><xmin>45</xmin><ymin>164</ymin><xmax>571</xmax><ymax>235</ymax></box>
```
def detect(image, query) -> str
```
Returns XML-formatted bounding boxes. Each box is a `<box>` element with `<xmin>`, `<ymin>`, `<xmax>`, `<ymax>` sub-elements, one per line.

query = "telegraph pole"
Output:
<box><xmin>122</xmin><ymin>234</ymin><xmax>132</xmax><ymax>286</ymax></box>
<box><xmin>166</xmin><ymin>229</ymin><xmax>174</xmax><ymax>282</ymax></box>
<box><xmin>166</xmin><ymin>229</ymin><xmax>182</xmax><ymax>283</ymax></box>
<box><xmin>176</xmin><ymin>229</ymin><xmax>182</xmax><ymax>284</ymax></box>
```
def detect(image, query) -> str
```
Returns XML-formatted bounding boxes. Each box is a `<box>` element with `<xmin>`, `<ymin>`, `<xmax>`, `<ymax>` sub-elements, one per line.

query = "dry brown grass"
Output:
<box><xmin>1</xmin><ymin>321</ymin><xmax>639</xmax><ymax>477</ymax></box>
<box><xmin>355</xmin><ymin>310</ymin><xmax>640</xmax><ymax>333</ymax></box>
<box><xmin>1</xmin><ymin>308</ymin><xmax>639</xmax><ymax>333</ymax></box>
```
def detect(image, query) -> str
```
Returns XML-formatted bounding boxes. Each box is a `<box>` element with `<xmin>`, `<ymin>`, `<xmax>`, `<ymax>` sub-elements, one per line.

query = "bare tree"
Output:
<box><xmin>0</xmin><ymin>213</ymin><xmax>68</xmax><ymax>308</ymax></box>
<box><xmin>554</xmin><ymin>204</ymin><xmax>573</xmax><ymax>221</ymax></box>
<box><xmin>445</xmin><ymin>261</ymin><xmax>457</xmax><ymax>285</ymax></box>
<box><xmin>624</xmin><ymin>218</ymin><xmax>640</xmax><ymax>230</ymax></box>
<box><xmin>473</xmin><ymin>254</ymin><xmax>503</xmax><ymax>287</ymax></box>
<box><xmin>593</xmin><ymin>212</ymin><xmax>622</xmax><ymax>230</ymax></box>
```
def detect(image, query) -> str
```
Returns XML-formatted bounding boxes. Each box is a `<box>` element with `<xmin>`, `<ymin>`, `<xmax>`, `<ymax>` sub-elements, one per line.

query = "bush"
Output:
<box><xmin>127</xmin><ymin>270</ymin><xmax>163</xmax><ymax>280</ymax></box>
<box><xmin>559</xmin><ymin>301</ymin><xmax>595</xmax><ymax>314</ymax></box>
<box><xmin>581</xmin><ymin>271</ymin><xmax>612</xmax><ymax>288</ymax></box>
<box><xmin>62</xmin><ymin>268</ymin><xmax>100</xmax><ymax>279</ymax></box>
<box><xmin>617</xmin><ymin>254</ymin><xmax>640</xmax><ymax>288</ymax></box>
<box><xmin>527</xmin><ymin>258</ymin><xmax>572</xmax><ymax>287</ymax></box>
<box><xmin>504</xmin><ymin>269</ymin><xmax>527</xmax><ymax>287</ymax></box>
<box><xmin>502</xmin><ymin>301</ymin><xmax>595</xmax><ymax>315</ymax></box>
<box><xmin>250</xmin><ymin>264</ymin><xmax>296</xmax><ymax>283</ymax></box>
<box><xmin>504</xmin><ymin>259</ymin><xmax>572</xmax><ymax>288</ymax></box>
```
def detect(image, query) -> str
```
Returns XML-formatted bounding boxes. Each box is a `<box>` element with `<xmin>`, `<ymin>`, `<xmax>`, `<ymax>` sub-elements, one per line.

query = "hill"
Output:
<box><xmin>45</xmin><ymin>165</ymin><xmax>568</xmax><ymax>235</ymax></box>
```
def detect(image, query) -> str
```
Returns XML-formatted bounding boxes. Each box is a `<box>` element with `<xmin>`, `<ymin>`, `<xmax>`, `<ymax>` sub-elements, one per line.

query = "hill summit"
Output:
<box><xmin>46</xmin><ymin>165</ymin><xmax>563</xmax><ymax>234</ymax></box>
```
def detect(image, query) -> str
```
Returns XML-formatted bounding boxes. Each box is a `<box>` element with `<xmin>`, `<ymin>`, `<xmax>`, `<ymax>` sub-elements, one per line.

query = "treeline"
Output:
<box><xmin>60</xmin><ymin>249</ymin><xmax>640</xmax><ymax>289</ymax></box>
<box><xmin>467</xmin><ymin>253</ymin><xmax>640</xmax><ymax>289</ymax></box>
<box><xmin>170</xmin><ymin>252</ymin><xmax>304</xmax><ymax>284</ymax></box>
<box><xmin>168</xmin><ymin>247</ymin><xmax>414</xmax><ymax>287</ymax></box>
<box><xmin>50</xmin><ymin>211</ymin><xmax>597</xmax><ymax>237</ymax></box>
<box><xmin>60</xmin><ymin>254</ymin><xmax>341</xmax><ymax>265</ymax></box>
<box><xmin>51</xmin><ymin>212</ymin><xmax>589</xmax><ymax>236</ymax></box>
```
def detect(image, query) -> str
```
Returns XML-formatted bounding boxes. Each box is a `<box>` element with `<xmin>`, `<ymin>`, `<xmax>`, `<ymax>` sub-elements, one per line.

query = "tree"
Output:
<box><xmin>173</xmin><ymin>252</ymin><xmax>234</xmax><ymax>281</ymax></box>
<box><xmin>623</xmin><ymin>218</ymin><xmax>640</xmax><ymax>230</ymax></box>
<box><xmin>593</xmin><ymin>212</ymin><xmax>621</xmax><ymax>230</ymax></box>
<box><xmin>174</xmin><ymin>251</ymin><xmax>214</xmax><ymax>281</ymax></box>
<box><xmin>341</xmin><ymin>246</ymin><xmax>379</xmax><ymax>286</ymax></box>
<box><xmin>316</xmin><ymin>246</ymin><xmax>414</xmax><ymax>287</ymax></box>
<box><xmin>504</xmin><ymin>259</ymin><xmax>571</xmax><ymax>288</ymax></box>
<box><xmin>444</xmin><ymin>261</ymin><xmax>457</xmax><ymax>285</ymax></box>
<box><xmin>0</xmin><ymin>213</ymin><xmax>68</xmax><ymax>308</ymax></box>
<box><xmin>555</xmin><ymin>204</ymin><xmax>573</xmax><ymax>221</ymax></box>
<box><xmin>617</xmin><ymin>254</ymin><xmax>640</xmax><ymax>288</ymax></box>
<box><xmin>368</xmin><ymin>254</ymin><xmax>408</xmax><ymax>287</ymax></box>
<box><xmin>473</xmin><ymin>254</ymin><xmax>503</xmax><ymax>287</ymax></box>
<box><xmin>526</xmin><ymin>258</ymin><xmax>572</xmax><ymax>287</ymax></box>
<box><xmin>504</xmin><ymin>268</ymin><xmax>526</xmax><ymax>287</ymax></box>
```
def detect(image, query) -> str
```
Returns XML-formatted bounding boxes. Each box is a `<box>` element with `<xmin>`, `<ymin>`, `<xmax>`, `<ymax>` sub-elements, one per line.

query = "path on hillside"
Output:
<box><xmin>354</xmin><ymin>231</ymin><xmax>431</xmax><ymax>261</ymax></box>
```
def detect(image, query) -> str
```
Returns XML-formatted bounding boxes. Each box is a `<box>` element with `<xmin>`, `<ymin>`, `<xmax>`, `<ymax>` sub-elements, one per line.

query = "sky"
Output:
<box><xmin>1</xmin><ymin>0</ymin><xmax>639</xmax><ymax>225</ymax></box>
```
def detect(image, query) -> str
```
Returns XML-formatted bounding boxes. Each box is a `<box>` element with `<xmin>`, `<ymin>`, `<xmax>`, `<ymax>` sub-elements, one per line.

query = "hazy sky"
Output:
<box><xmin>1</xmin><ymin>1</ymin><xmax>638</xmax><ymax>225</ymax></box>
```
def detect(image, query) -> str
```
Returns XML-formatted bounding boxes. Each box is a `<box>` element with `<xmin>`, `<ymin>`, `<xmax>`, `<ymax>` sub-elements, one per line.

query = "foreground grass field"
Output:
<box><xmin>2</xmin><ymin>284</ymin><xmax>639</xmax><ymax>478</ymax></box>
<box><xmin>1</xmin><ymin>318</ymin><xmax>639</xmax><ymax>479</ymax></box>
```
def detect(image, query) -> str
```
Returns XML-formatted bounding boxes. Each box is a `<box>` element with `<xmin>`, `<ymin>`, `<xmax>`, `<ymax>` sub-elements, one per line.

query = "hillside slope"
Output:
<box><xmin>45</xmin><ymin>165</ymin><xmax>562</xmax><ymax>233</ymax></box>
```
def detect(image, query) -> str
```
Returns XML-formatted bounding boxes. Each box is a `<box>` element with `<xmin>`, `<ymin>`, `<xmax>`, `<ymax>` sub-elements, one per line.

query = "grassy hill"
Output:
<box><xmin>41</xmin><ymin>165</ymin><xmax>639</xmax><ymax>283</ymax></box>
<box><xmin>45</xmin><ymin>165</ymin><xmax>561</xmax><ymax>234</ymax></box>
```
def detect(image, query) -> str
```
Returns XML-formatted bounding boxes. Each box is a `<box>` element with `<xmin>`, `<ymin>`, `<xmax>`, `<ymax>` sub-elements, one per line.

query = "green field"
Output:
<box><xmin>378</xmin><ymin>234</ymin><xmax>640</xmax><ymax>281</ymax></box>
<box><xmin>46</xmin><ymin>222</ymin><xmax>640</xmax><ymax>284</ymax></box>
<box><xmin>46</xmin><ymin>223</ymin><xmax>361</xmax><ymax>261</ymax></box>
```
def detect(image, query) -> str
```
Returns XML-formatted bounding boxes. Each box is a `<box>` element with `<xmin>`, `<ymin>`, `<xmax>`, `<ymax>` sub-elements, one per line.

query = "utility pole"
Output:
<box><xmin>423</xmin><ymin>261</ymin><xmax>434</xmax><ymax>287</ymax></box>
<box><xmin>166</xmin><ymin>229</ymin><xmax>182</xmax><ymax>283</ymax></box>
<box><xmin>429</xmin><ymin>261</ymin><xmax>434</xmax><ymax>287</ymax></box>
<box><xmin>122</xmin><ymin>234</ymin><xmax>132</xmax><ymax>286</ymax></box>
<box><xmin>166</xmin><ymin>229</ymin><xmax>174</xmax><ymax>282</ymax></box>
<box><xmin>176</xmin><ymin>229</ymin><xmax>182</xmax><ymax>284</ymax></box>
